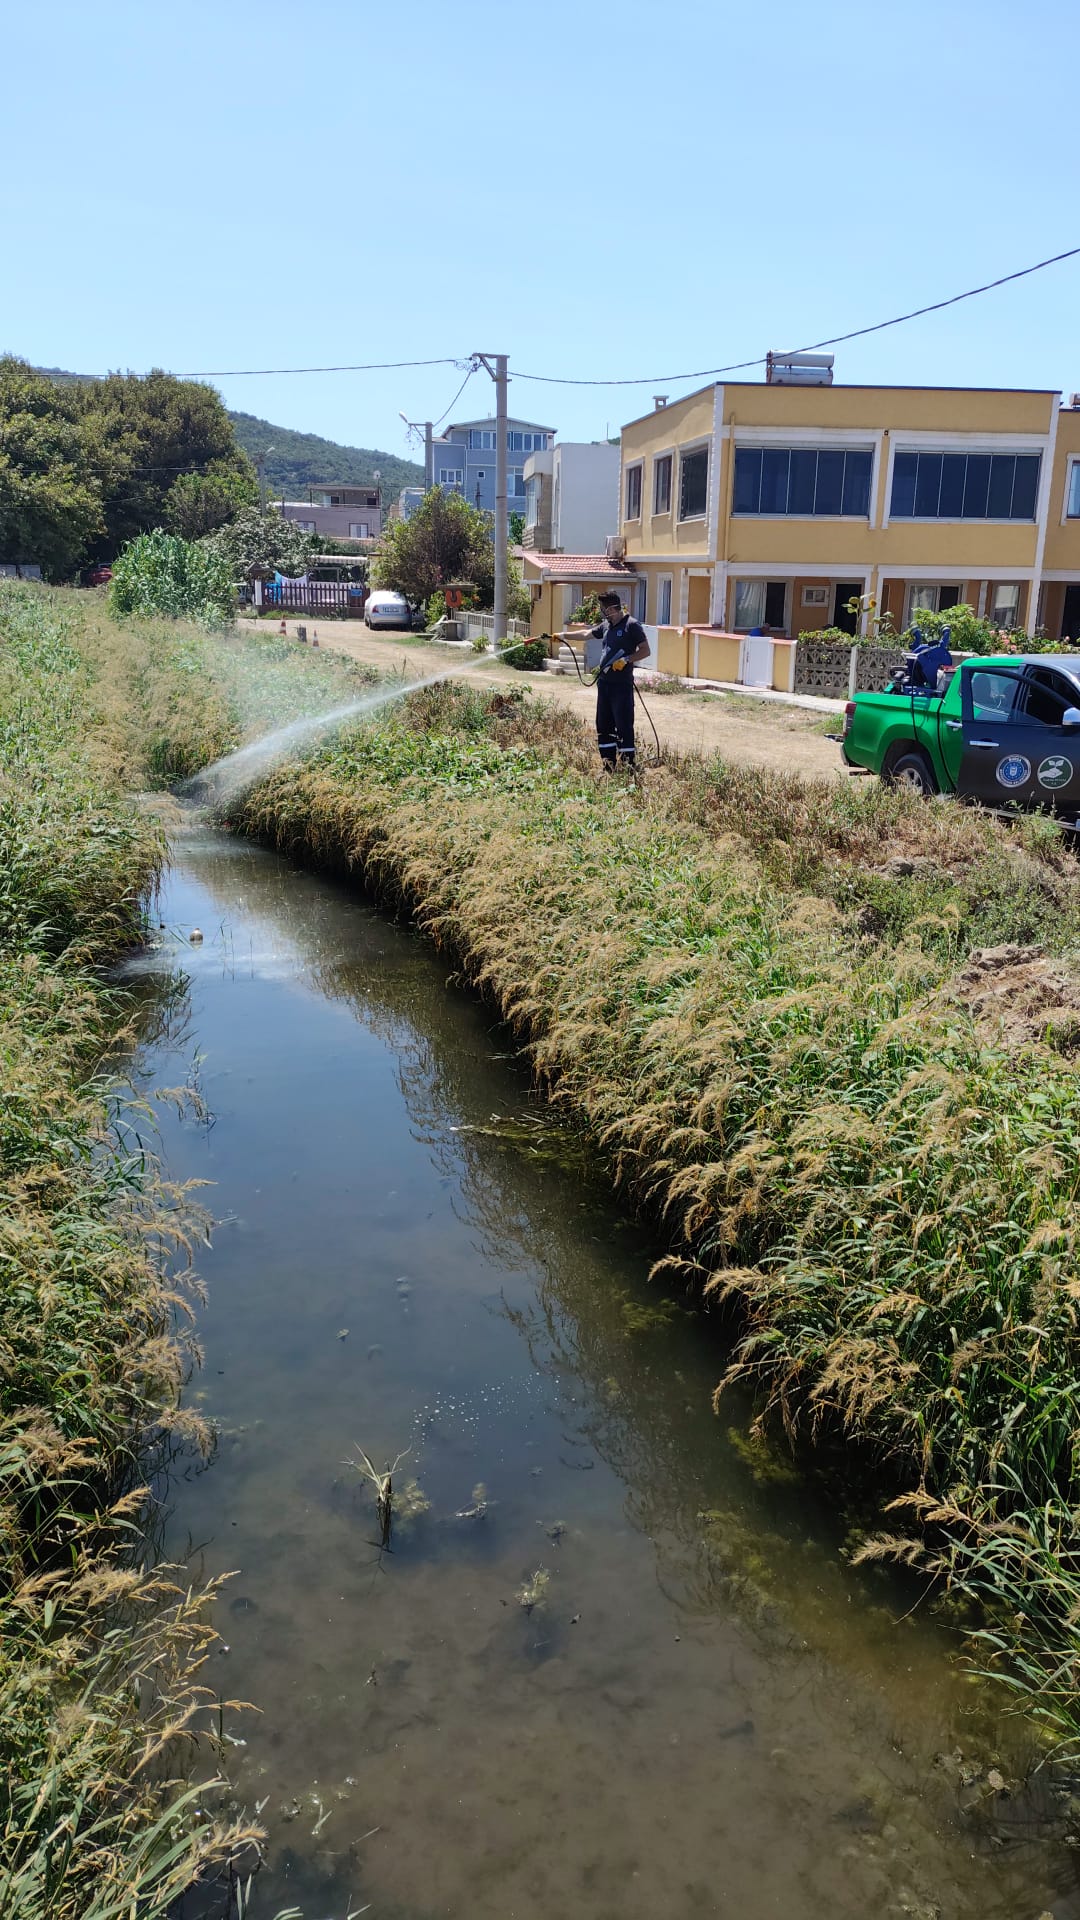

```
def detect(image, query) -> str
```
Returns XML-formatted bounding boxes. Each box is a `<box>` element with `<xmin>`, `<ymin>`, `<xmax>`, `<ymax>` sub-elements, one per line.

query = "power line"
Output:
<box><xmin>510</xmin><ymin>245</ymin><xmax>1080</xmax><ymax>388</ymax></box>
<box><xmin>179</xmin><ymin>354</ymin><xmax>463</xmax><ymax>378</ymax></box>
<box><xmin>432</xmin><ymin>360</ymin><xmax>480</xmax><ymax>429</ymax></box>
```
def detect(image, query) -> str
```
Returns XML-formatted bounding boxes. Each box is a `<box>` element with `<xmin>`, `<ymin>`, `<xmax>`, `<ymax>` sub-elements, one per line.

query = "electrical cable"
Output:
<box><xmin>509</xmin><ymin>245</ymin><xmax>1080</xmax><ymax>388</ymax></box>
<box><xmin>431</xmin><ymin>360</ymin><xmax>480</xmax><ymax>430</ymax></box>
<box><xmin>178</xmin><ymin>355</ymin><xmax>464</xmax><ymax>378</ymax></box>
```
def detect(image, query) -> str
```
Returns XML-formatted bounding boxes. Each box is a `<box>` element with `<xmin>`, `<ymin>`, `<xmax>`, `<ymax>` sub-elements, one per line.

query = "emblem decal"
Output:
<box><xmin>1037</xmin><ymin>754</ymin><xmax>1073</xmax><ymax>790</ymax></box>
<box><xmin>996</xmin><ymin>754</ymin><xmax>1032</xmax><ymax>789</ymax></box>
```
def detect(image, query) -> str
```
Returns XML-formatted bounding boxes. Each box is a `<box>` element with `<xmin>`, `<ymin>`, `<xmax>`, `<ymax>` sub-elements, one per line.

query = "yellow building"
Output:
<box><xmin>614</xmin><ymin>380</ymin><xmax>1080</xmax><ymax>676</ymax></box>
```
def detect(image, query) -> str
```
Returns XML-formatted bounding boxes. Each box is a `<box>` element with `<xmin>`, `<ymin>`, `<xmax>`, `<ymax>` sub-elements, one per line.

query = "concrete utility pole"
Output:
<box><xmin>424</xmin><ymin>421</ymin><xmax>433</xmax><ymax>489</ymax></box>
<box><xmin>476</xmin><ymin>353</ymin><xmax>508</xmax><ymax>641</ymax></box>
<box><xmin>256</xmin><ymin>445</ymin><xmax>275</xmax><ymax>509</ymax></box>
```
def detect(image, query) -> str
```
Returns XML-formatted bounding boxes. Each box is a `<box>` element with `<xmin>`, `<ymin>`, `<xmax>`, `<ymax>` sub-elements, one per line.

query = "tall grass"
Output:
<box><xmin>229</xmin><ymin>683</ymin><xmax>1080</xmax><ymax>1754</ymax></box>
<box><xmin>0</xmin><ymin>583</ymin><xmax>280</xmax><ymax>1917</ymax></box>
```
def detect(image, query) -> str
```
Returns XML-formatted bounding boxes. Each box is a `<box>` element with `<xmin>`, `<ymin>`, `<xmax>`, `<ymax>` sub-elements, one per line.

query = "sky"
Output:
<box><xmin>4</xmin><ymin>0</ymin><xmax>1079</xmax><ymax>462</ymax></box>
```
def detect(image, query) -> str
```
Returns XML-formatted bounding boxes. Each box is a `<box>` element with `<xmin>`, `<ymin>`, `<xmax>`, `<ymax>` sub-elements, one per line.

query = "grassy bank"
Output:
<box><xmin>0</xmin><ymin>584</ymin><xmax>378</xmax><ymax>1918</ymax></box>
<box><xmin>229</xmin><ymin>680</ymin><xmax>1080</xmax><ymax>1752</ymax></box>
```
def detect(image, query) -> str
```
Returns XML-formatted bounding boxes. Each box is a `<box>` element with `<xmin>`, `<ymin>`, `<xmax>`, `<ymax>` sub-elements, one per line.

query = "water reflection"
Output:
<box><xmin>124</xmin><ymin>831</ymin><xmax>1078</xmax><ymax>1920</ymax></box>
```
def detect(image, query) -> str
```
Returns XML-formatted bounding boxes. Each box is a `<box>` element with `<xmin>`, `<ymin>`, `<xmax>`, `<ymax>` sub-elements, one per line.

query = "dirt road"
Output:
<box><xmin>239</xmin><ymin>618</ymin><xmax>847</xmax><ymax>781</ymax></box>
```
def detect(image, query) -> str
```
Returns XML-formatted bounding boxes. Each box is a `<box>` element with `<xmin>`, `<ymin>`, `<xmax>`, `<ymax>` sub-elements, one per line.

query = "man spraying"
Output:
<box><xmin>588</xmin><ymin>591</ymin><xmax>650</xmax><ymax>770</ymax></box>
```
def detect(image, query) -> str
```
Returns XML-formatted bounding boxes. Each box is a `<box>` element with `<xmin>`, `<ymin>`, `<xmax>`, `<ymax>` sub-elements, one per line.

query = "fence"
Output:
<box><xmin>793</xmin><ymin>639</ymin><xmax>905</xmax><ymax>698</ymax></box>
<box><xmin>248</xmin><ymin>580</ymin><xmax>365</xmax><ymax>617</ymax></box>
<box><xmin>463</xmin><ymin>612</ymin><xmax>530</xmax><ymax>645</ymax></box>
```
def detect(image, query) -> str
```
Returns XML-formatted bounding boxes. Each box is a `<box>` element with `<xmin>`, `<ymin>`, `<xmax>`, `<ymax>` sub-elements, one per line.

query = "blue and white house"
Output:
<box><xmin>431</xmin><ymin>416</ymin><xmax>557</xmax><ymax>528</ymax></box>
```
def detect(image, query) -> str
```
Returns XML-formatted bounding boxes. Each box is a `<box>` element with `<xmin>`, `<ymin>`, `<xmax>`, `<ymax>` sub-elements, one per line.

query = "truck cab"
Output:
<box><xmin>842</xmin><ymin>654</ymin><xmax>1080</xmax><ymax>816</ymax></box>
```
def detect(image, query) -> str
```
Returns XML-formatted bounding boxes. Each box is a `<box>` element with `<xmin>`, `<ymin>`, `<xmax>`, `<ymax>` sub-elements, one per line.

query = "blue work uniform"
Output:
<box><xmin>591</xmin><ymin>614</ymin><xmax>648</xmax><ymax>767</ymax></box>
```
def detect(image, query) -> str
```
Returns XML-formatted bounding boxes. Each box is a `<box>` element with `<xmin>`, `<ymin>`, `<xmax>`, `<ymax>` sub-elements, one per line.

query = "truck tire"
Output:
<box><xmin>885</xmin><ymin>748</ymin><xmax>938</xmax><ymax>797</ymax></box>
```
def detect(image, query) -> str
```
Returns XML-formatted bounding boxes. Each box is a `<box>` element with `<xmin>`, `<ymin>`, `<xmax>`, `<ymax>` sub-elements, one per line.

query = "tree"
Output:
<box><xmin>72</xmin><ymin>370</ymin><xmax>255</xmax><ymax>554</ymax></box>
<box><xmin>204</xmin><ymin>505</ymin><xmax>315</xmax><ymax>583</ymax></box>
<box><xmin>164</xmin><ymin>463</ymin><xmax>256</xmax><ymax>540</ymax></box>
<box><xmin>0</xmin><ymin>359</ymin><xmax>114</xmax><ymax>579</ymax></box>
<box><xmin>509</xmin><ymin>510</ymin><xmax>526</xmax><ymax>546</ymax></box>
<box><xmin>374</xmin><ymin>486</ymin><xmax>526</xmax><ymax>618</ymax></box>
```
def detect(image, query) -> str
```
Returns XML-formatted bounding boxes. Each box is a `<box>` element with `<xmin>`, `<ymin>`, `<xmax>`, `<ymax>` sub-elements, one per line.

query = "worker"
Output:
<box><xmin>590</xmin><ymin>591</ymin><xmax>650</xmax><ymax>770</ymax></box>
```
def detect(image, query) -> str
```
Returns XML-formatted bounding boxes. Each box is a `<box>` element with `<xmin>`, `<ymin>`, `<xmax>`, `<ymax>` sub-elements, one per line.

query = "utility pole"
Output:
<box><xmin>257</xmin><ymin>444</ymin><xmax>275</xmax><ymax>510</ymax></box>
<box><xmin>424</xmin><ymin>421</ymin><xmax>433</xmax><ymax>490</ymax></box>
<box><xmin>476</xmin><ymin>353</ymin><xmax>508</xmax><ymax>641</ymax></box>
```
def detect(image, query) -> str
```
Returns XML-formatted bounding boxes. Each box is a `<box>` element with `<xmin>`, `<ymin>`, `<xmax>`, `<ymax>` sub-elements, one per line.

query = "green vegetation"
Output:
<box><xmin>502</xmin><ymin>637</ymin><xmax>549</xmax><ymax>671</ymax></box>
<box><xmin>227</xmin><ymin>681</ymin><xmax>1080</xmax><ymax>1753</ymax></box>
<box><xmin>1</xmin><ymin>361</ymin><xmax>255</xmax><ymax>576</ymax></box>
<box><xmin>227</xmin><ymin>408</ymin><xmax>422</xmax><ymax>503</ymax></box>
<box><xmin>0</xmin><ymin>584</ymin><xmax>378</xmax><ymax>1916</ymax></box>
<box><xmin>108</xmin><ymin>529</ymin><xmax>235</xmax><ymax>625</ymax></box>
<box><xmin>374</xmin><ymin>484</ymin><xmax>529</xmax><ymax>619</ymax></box>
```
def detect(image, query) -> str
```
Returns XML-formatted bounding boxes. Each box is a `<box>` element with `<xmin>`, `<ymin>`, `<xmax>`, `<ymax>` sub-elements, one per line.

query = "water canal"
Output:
<box><xmin>124</xmin><ymin>827</ymin><xmax>1078</xmax><ymax>1920</ymax></box>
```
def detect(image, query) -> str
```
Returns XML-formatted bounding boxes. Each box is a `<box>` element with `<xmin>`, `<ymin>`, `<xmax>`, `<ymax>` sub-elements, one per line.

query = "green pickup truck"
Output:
<box><xmin>841</xmin><ymin>651</ymin><xmax>1080</xmax><ymax>820</ymax></box>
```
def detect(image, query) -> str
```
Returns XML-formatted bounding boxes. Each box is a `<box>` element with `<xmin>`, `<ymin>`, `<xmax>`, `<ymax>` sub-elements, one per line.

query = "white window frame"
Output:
<box><xmin>903</xmin><ymin>582</ymin><xmax>966</xmax><ymax>626</ymax></box>
<box><xmin>625</xmin><ymin>462</ymin><xmax>643</xmax><ymax>521</ymax></box>
<box><xmin>678</xmin><ymin>441</ymin><xmax>710</xmax><ymax>523</ymax></box>
<box><xmin>656</xmin><ymin>574</ymin><xmax>673</xmax><ymax>625</ymax></box>
<box><xmin>349</xmin><ymin>521</ymin><xmax>369</xmax><ymax>538</ymax></box>
<box><xmin>882</xmin><ymin>436</ymin><xmax>1047</xmax><ymax>529</ymax></box>
<box><xmin>439</xmin><ymin>468</ymin><xmax>464</xmax><ymax>487</ymax></box>
<box><xmin>1066</xmin><ymin>457</ymin><xmax>1080</xmax><ymax>522</ymax></box>
<box><xmin>989</xmin><ymin>582</ymin><xmax>1022</xmax><ymax>629</ymax></box>
<box><xmin>801</xmin><ymin>585</ymin><xmax>829</xmax><ymax>607</ymax></box>
<box><xmin>652</xmin><ymin>449</ymin><xmax>674</xmax><ymax>516</ymax></box>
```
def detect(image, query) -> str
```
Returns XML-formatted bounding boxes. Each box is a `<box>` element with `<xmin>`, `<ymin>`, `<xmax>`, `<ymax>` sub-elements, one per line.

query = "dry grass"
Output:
<box><xmin>227</xmin><ymin>681</ymin><xmax>1080</xmax><ymax>1754</ymax></box>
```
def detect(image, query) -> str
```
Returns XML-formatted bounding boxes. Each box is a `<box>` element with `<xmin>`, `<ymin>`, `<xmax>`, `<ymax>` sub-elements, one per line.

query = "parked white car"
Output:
<box><xmin>365</xmin><ymin>589</ymin><xmax>412</xmax><ymax>630</ymax></box>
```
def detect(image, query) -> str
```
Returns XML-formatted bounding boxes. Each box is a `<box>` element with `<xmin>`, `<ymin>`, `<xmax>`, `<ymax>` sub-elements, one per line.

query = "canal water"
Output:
<box><xmin>124</xmin><ymin>828</ymin><xmax>1077</xmax><ymax>1920</ymax></box>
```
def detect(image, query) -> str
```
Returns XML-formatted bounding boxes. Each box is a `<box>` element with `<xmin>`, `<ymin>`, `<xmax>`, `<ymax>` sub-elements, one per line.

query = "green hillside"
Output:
<box><xmin>228</xmin><ymin>411</ymin><xmax>423</xmax><ymax>504</ymax></box>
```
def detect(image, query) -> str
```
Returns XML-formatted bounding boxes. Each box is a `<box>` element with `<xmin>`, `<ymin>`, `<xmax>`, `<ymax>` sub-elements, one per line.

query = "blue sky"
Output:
<box><xmin>4</xmin><ymin>0</ymin><xmax>1078</xmax><ymax>461</ymax></box>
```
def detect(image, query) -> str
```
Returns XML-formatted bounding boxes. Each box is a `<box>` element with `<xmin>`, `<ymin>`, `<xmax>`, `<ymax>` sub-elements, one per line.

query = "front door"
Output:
<box><xmin>1062</xmin><ymin>583</ymin><xmax>1080</xmax><ymax>642</ymax></box>
<box><xmin>687</xmin><ymin>574</ymin><xmax>711</xmax><ymax>625</ymax></box>
<box><xmin>959</xmin><ymin>664</ymin><xmax>1080</xmax><ymax>809</ymax></box>
<box><xmin>832</xmin><ymin>582</ymin><xmax>862</xmax><ymax>634</ymax></box>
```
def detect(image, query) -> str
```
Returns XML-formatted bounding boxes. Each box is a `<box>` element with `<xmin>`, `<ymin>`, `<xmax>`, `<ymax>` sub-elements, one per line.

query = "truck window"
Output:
<box><xmin>1022</xmin><ymin>668</ymin><xmax>1078</xmax><ymax>726</ymax></box>
<box><xmin>969</xmin><ymin>669</ymin><xmax>1021</xmax><ymax>722</ymax></box>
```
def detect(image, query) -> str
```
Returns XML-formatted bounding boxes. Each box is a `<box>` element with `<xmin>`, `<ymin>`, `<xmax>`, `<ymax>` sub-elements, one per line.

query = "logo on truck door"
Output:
<box><xmin>996</xmin><ymin>754</ymin><xmax>1032</xmax><ymax>788</ymax></box>
<box><xmin>1037</xmin><ymin>754</ymin><xmax>1074</xmax><ymax>789</ymax></box>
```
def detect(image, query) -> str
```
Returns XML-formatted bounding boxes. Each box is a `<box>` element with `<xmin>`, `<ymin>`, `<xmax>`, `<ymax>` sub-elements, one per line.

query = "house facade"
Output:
<box><xmin>615</xmin><ymin>382</ymin><xmax>1080</xmax><ymax>649</ymax></box>
<box><xmin>431</xmin><ymin>417</ymin><xmax>556</xmax><ymax>528</ymax></box>
<box><xmin>523</xmin><ymin>441</ymin><xmax>621</xmax><ymax>555</ymax></box>
<box><xmin>279</xmin><ymin>484</ymin><xmax>382</xmax><ymax>541</ymax></box>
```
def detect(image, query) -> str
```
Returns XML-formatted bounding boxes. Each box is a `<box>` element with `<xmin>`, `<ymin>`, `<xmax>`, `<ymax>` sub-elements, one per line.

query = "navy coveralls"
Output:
<box><xmin>591</xmin><ymin>614</ymin><xmax>647</xmax><ymax>767</ymax></box>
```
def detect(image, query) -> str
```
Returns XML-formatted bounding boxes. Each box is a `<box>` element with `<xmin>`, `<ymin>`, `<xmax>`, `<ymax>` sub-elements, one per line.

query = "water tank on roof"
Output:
<box><xmin>766</xmin><ymin>352</ymin><xmax>835</xmax><ymax>386</ymax></box>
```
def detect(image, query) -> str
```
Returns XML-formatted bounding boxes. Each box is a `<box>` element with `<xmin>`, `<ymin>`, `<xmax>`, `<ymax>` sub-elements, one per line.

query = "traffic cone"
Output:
<box><xmin>279</xmin><ymin>617</ymin><xmax>287</xmax><ymax>639</ymax></box>
<box><xmin>312</xmin><ymin>628</ymin><xmax>319</xmax><ymax>648</ymax></box>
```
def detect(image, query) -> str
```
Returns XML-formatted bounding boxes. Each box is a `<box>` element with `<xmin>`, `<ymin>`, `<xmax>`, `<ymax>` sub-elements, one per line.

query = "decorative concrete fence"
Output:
<box><xmin>463</xmin><ymin>612</ymin><xmax>530</xmax><ymax>645</ymax></box>
<box><xmin>793</xmin><ymin>639</ymin><xmax>906</xmax><ymax>698</ymax></box>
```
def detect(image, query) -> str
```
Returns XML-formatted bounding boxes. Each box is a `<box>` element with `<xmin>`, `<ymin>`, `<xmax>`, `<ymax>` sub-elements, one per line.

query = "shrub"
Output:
<box><xmin>501</xmin><ymin>637</ymin><xmax>548</xmax><ymax>671</ymax></box>
<box><xmin>109</xmin><ymin>530</ymin><xmax>234</xmax><ymax>626</ymax></box>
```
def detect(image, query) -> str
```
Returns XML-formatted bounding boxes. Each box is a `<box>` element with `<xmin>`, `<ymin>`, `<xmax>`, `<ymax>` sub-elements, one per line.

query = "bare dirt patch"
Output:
<box><xmin>944</xmin><ymin>944</ymin><xmax>1080</xmax><ymax>1052</ymax></box>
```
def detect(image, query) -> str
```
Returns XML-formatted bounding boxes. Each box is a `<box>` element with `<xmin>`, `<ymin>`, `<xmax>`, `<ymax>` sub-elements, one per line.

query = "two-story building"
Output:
<box><xmin>613</xmin><ymin>381</ymin><xmax>1080</xmax><ymax>654</ymax></box>
<box><xmin>431</xmin><ymin>417</ymin><xmax>556</xmax><ymax>528</ymax></box>
<box><xmin>279</xmin><ymin>484</ymin><xmax>382</xmax><ymax>541</ymax></box>
<box><xmin>522</xmin><ymin>441</ymin><xmax>621</xmax><ymax>553</ymax></box>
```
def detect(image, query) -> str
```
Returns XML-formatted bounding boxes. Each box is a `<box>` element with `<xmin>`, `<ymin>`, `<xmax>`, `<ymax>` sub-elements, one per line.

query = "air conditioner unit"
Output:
<box><xmin>606</xmin><ymin>535</ymin><xmax>627</xmax><ymax>560</ymax></box>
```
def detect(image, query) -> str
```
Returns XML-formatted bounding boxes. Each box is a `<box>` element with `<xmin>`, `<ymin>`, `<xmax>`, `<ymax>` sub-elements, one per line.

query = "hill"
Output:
<box><xmin>227</xmin><ymin>411</ymin><xmax>423</xmax><ymax>504</ymax></box>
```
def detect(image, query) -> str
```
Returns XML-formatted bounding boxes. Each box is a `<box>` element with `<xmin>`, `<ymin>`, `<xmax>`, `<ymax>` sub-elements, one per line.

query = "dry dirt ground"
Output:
<box><xmin>239</xmin><ymin>618</ymin><xmax>847</xmax><ymax>781</ymax></box>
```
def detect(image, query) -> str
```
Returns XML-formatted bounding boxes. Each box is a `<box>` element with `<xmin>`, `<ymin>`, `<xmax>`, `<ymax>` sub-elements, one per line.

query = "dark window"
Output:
<box><xmin>842</xmin><ymin>450</ymin><xmax>873</xmax><ymax>516</ymax></box>
<box><xmin>625</xmin><ymin>464</ymin><xmax>642</xmax><ymax>519</ymax></box>
<box><xmin>788</xmin><ymin>450</ymin><xmax>817</xmax><ymax>514</ymax></box>
<box><xmin>891</xmin><ymin>449</ymin><xmax>1041</xmax><ymax>519</ymax></box>
<box><xmin>679</xmin><ymin>448</ymin><xmax>709</xmax><ymax>519</ymax></box>
<box><xmin>814</xmin><ymin>450</ymin><xmax>845</xmax><ymax>515</ymax></box>
<box><xmin>760</xmin><ymin>449</ymin><xmax>789</xmax><ymax>514</ymax></box>
<box><xmin>764</xmin><ymin>581</ymin><xmax>787</xmax><ymax>627</ymax></box>
<box><xmin>938</xmin><ymin>455</ymin><xmax>966</xmax><ymax>518</ymax></box>
<box><xmin>731</xmin><ymin>444</ymin><xmax>873</xmax><ymax>516</ymax></box>
<box><xmin>1022</xmin><ymin>673</ymin><xmax>1072</xmax><ymax>726</ymax></box>
<box><xmin>732</xmin><ymin>446</ymin><xmax>761</xmax><ymax>513</ymax></box>
<box><xmin>962</xmin><ymin>454</ymin><xmax>990</xmax><ymax>518</ymax></box>
<box><xmin>891</xmin><ymin>452</ymin><xmax>917</xmax><ymax>517</ymax></box>
<box><xmin>914</xmin><ymin>453</ymin><xmax>943</xmax><ymax>517</ymax></box>
<box><xmin>1011</xmin><ymin>455</ymin><xmax>1040</xmax><ymax>520</ymax></box>
<box><xmin>653</xmin><ymin>454</ymin><xmax>672</xmax><ymax>514</ymax></box>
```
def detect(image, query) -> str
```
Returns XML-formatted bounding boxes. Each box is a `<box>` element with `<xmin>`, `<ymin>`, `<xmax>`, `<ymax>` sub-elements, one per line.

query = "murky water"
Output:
<box><xmin>124</xmin><ymin>830</ymin><xmax>1078</xmax><ymax>1920</ymax></box>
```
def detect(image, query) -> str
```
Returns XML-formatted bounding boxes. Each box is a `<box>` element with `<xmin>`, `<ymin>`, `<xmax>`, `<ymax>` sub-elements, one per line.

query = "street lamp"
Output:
<box><xmin>399</xmin><ymin>413</ymin><xmax>433</xmax><ymax>490</ymax></box>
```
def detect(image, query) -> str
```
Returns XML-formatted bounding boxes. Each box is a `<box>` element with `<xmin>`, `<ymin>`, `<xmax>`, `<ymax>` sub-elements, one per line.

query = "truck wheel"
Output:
<box><xmin>885</xmin><ymin>749</ymin><xmax>937</xmax><ymax>797</ymax></box>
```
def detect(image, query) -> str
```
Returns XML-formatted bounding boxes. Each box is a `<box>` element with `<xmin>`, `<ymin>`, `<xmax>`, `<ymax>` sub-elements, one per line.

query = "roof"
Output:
<box><xmin>521</xmin><ymin>552</ymin><xmax>639</xmax><ymax>580</ymax></box>
<box><xmin>620</xmin><ymin>380</ymin><xmax>1061</xmax><ymax>432</ymax></box>
<box><xmin>440</xmin><ymin>417</ymin><xmax>558</xmax><ymax>436</ymax></box>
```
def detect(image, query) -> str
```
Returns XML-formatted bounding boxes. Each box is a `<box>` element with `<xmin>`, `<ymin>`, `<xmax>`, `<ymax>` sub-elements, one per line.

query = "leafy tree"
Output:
<box><xmin>204</xmin><ymin>505</ymin><xmax>315</xmax><ymax>582</ymax></box>
<box><xmin>374</xmin><ymin>486</ymin><xmax>527</xmax><ymax>621</ymax></box>
<box><xmin>109</xmin><ymin>530</ymin><xmax>234</xmax><ymax>624</ymax></box>
<box><xmin>164</xmin><ymin>463</ymin><xmax>256</xmax><ymax>539</ymax></box>
<box><xmin>72</xmin><ymin>370</ymin><xmax>255</xmax><ymax>554</ymax></box>
<box><xmin>508</xmin><ymin>511</ymin><xmax>526</xmax><ymax>546</ymax></box>
<box><xmin>0</xmin><ymin>359</ymin><xmax>115</xmax><ymax>579</ymax></box>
